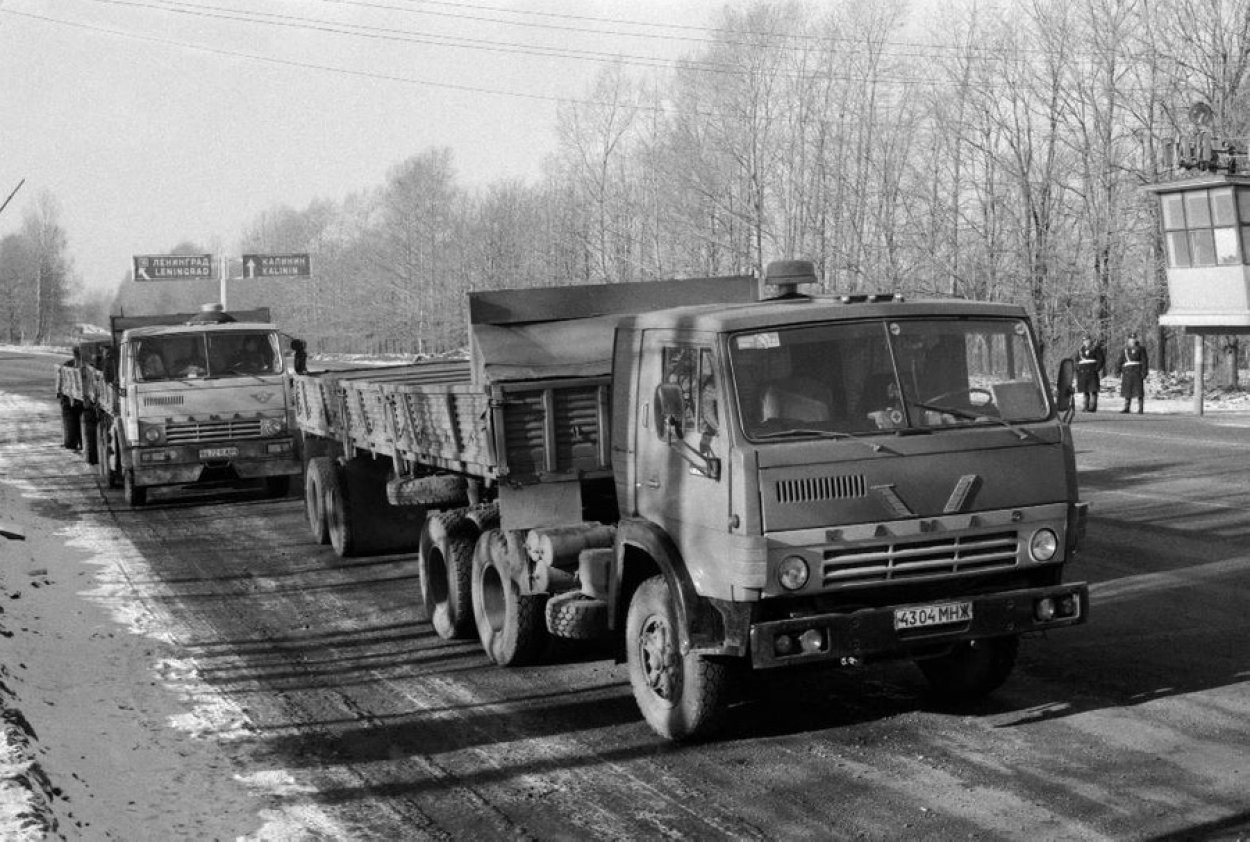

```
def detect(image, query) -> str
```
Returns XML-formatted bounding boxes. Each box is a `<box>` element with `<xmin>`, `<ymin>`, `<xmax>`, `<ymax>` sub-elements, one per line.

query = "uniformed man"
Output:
<box><xmin>1116</xmin><ymin>332</ymin><xmax>1148</xmax><ymax>414</ymax></box>
<box><xmin>1073</xmin><ymin>336</ymin><xmax>1105</xmax><ymax>412</ymax></box>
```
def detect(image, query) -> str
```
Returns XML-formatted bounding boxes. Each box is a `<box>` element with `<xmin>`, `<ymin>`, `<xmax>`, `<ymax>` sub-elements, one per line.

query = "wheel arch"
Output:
<box><xmin>611</xmin><ymin>518</ymin><xmax>703</xmax><ymax>658</ymax></box>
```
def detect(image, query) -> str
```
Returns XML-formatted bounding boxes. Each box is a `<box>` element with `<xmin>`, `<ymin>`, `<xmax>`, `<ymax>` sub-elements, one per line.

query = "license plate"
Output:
<box><xmin>894</xmin><ymin>601</ymin><xmax>973</xmax><ymax>630</ymax></box>
<box><xmin>199</xmin><ymin>446</ymin><xmax>239</xmax><ymax>459</ymax></box>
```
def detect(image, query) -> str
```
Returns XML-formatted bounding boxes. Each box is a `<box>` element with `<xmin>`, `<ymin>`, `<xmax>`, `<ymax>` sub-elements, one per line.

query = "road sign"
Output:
<box><xmin>242</xmin><ymin>253</ymin><xmax>311</xmax><ymax>278</ymax></box>
<box><xmin>133</xmin><ymin>254</ymin><xmax>213</xmax><ymax>281</ymax></box>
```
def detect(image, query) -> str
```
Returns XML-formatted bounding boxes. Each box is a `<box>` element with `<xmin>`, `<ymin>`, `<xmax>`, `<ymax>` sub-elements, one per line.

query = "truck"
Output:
<box><xmin>293</xmin><ymin>262</ymin><xmax>1089</xmax><ymax>741</ymax></box>
<box><xmin>58</xmin><ymin>304</ymin><xmax>302</xmax><ymax>507</ymax></box>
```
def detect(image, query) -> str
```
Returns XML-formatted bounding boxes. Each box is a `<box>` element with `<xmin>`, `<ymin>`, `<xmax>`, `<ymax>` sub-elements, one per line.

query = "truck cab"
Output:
<box><xmin>100</xmin><ymin>306</ymin><xmax>300</xmax><ymax>505</ymax></box>
<box><xmin>608</xmin><ymin>273</ymin><xmax>1086</xmax><ymax>738</ymax></box>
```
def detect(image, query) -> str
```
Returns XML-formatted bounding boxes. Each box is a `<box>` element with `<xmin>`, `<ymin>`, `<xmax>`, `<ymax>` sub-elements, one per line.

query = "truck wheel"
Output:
<box><xmin>419</xmin><ymin>512</ymin><xmax>477</xmax><ymax>640</ymax></box>
<box><xmin>80</xmin><ymin>411</ymin><xmax>99</xmax><ymax>465</ymax></box>
<box><xmin>464</xmin><ymin>501</ymin><xmax>500</xmax><ymax>533</ymax></box>
<box><xmin>626</xmin><ymin>575</ymin><xmax>731</xmax><ymax>741</ymax></box>
<box><xmin>97</xmin><ymin>422</ymin><xmax>121</xmax><ymax>489</ymax></box>
<box><xmin>264</xmin><ymin>475</ymin><xmax>291</xmax><ymax>498</ymax></box>
<box><xmin>918</xmin><ymin>636</ymin><xmax>1019</xmax><ymax>703</ymax></box>
<box><xmin>304</xmin><ymin>458</ymin><xmax>331</xmax><ymax>545</ymax></box>
<box><xmin>323</xmin><ymin>462</ymin><xmax>357</xmax><ymax>557</ymax></box>
<box><xmin>124</xmin><ymin>470</ymin><xmax>147</xmax><ymax>507</ymax></box>
<box><xmin>546</xmin><ymin>591</ymin><xmax>608</xmax><ymax>640</ymax></box>
<box><xmin>471</xmin><ymin>529</ymin><xmax>549</xmax><ymax>666</ymax></box>
<box><xmin>60</xmin><ymin>400</ymin><xmax>81</xmax><ymax>450</ymax></box>
<box><xmin>386</xmin><ymin>473</ymin><xmax>468</xmax><ymax>507</ymax></box>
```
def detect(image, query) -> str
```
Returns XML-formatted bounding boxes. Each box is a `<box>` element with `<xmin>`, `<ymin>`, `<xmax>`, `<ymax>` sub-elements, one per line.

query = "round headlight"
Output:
<box><xmin>777</xmin><ymin>555</ymin><xmax>810</xmax><ymax>591</ymax></box>
<box><xmin>1029</xmin><ymin>528</ymin><xmax>1058</xmax><ymax>562</ymax></box>
<box><xmin>142</xmin><ymin>424</ymin><xmax>163</xmax><ymax>443</ymax></box>
<box><xmin>260</xmin><ymin>417</ymin><xmax>287</xmax><ymax>437</ymax></box>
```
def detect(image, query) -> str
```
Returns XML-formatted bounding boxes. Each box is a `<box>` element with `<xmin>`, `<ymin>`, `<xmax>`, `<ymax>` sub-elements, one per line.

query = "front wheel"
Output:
<box><xmin>123</xmin><ymin>470</ymin><xmax>146</xmax><ymax>507</ymax></box>
<box><xmin>917</xmin><ymin>636</ymin><xmax>1019</xmax><ymax>703</ymax></box>
<box><xmin>625</xmin><ymin>575</ymin><xmax>732</xmax><ymax>742</ymax></box>
<box><xmin>97</xmin><ymin>422</ymin><xmax>121</xmax><ymax>489</ymax></box>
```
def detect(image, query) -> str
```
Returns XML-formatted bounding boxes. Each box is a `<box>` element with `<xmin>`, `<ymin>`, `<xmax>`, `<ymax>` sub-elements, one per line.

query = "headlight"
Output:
<box><xmin>139</xmin><ymin>422</ymin><xmax>165</xmax><ymax>444</ymax></box>
<box><xmin>259</xmin><ymin>417</ymin><xmax>287</xmax><ymax>437</ymax></box>
<box><xmin>1029</xmin><ymin>528</ymin><xmax>1058</xmax><ymax>562</ymax></box>
<box><xmin>777</xmin><ymin>555</ymin><xmax>810</xmax><ymax>591</ymax></box>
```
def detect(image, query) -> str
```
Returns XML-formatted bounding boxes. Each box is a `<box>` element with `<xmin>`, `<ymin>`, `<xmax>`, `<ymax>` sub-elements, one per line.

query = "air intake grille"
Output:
<box><xmin>143</xmin><ymin>395</ymin><xmax>184</xmax><ymax>407</ymax></box>
<box><xmin>165</xmin><ymin>419</ymin><xmax>262</xmax><ymax>444</ymax></box>
<box><xmin>822</xmin><ymin>530</ymin><xmax>1018</xmax><ymax>586</ymax></box>
<box><xmin>776</xmin><ymin>474</ymin><xmax>867</xmax><ymax>503</ymax></box>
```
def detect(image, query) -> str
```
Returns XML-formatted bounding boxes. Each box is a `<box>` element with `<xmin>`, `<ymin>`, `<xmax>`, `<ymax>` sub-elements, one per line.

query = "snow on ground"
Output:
<box><xmin>0</xmin><ymin>390</ymin><xmax>344</xmax><ymax>840</ymax></box>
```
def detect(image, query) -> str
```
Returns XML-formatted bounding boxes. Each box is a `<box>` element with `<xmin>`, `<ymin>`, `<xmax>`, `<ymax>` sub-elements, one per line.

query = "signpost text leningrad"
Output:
<box><xmin>132</xmin><ymin>254</ymin><xmax>213</xmax><ymax>280</ymax></box>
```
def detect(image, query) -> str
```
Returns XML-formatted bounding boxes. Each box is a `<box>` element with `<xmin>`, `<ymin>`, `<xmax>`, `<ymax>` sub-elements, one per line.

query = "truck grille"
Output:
<box><xmin>165</xmin><ymin>419</ymin><xmax>263</xmax><ymax>444</ymax></box>
<box><xmin>822</xmin><ymin>530</ymin><xmax>1018</xmax><ymax>586</ymax></box>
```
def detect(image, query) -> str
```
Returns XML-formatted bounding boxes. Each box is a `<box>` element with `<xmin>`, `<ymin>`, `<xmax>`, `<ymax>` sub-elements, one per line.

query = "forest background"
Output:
<box><xmin>3</xmin><ymin>0</ymin><xmax>1249</xmax><ymax>381</ymax></box>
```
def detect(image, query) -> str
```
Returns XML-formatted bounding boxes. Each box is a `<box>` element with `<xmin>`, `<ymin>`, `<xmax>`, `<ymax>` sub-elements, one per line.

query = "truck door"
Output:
<box><xmin>635</xmin><ymin>331</ymin><xmax>730</xmax><ymax>568</ymax></box>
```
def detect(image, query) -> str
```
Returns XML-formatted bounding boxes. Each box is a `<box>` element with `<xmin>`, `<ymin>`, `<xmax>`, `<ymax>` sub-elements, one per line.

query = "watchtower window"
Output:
<box><xmin>1162</xmin><ymin>186</ymin><xmax>1242</xmax><ymax>268</ymax></box>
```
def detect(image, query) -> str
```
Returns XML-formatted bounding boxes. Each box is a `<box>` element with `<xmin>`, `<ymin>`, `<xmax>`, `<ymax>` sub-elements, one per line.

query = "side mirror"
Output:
<box><xmin>1055</xmin><ymin>358</ymin><xmax>1075</xmax><ymax>413</ymax></box>
<box><xmin>655</xmin><ymin>383</ymin><xmax>686</xmax><ymax>439</ymax></box>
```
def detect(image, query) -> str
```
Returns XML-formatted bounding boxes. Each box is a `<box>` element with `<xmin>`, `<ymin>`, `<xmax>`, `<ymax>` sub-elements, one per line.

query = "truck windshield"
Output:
<box><xmin>730</xmin><ymin>318</ymin><xmax>1049</xmax><ymax>440</ymax></box>
<box><xmin>135</xmin><ymin>331</ymin><xmax>281</xmax><ymax>381</ymax></box>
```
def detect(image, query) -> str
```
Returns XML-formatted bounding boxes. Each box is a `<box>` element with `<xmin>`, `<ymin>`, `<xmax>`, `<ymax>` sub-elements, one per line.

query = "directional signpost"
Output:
<box><xmin>132</xmin><ymin>254</ymin><xmax>213</xmax><ymax>281</ymax></box>
<box><xmin>131</xmin><ymin>252</ymin><xmax>311</xmax><ymax>308</ymax></box>
<box><xmin>242</xmin><ymin>253</ymin><xmax>311</xmax><ymax>279</ymax></box>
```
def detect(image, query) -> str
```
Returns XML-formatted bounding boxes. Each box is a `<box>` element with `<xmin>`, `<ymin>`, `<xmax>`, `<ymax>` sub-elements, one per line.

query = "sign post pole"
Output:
<box><xmin>220</xmin><ymin>254</ymin><xmax>228</xmax><ymax>310</ymax></box>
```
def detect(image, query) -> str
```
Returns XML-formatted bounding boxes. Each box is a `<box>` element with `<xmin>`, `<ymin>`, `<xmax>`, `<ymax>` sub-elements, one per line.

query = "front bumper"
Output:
<box><xmin>749</xmin><ymin>582</ymin><xmax>1088</xmax><ymax>669</ymax></box>
<box><xmin>130</xmin><ymin>437</ymin><xmax>300</xmax><ymax>486</ymax></box>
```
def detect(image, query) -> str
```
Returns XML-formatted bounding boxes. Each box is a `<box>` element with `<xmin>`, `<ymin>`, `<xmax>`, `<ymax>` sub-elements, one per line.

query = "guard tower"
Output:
<box><xmin>1146</xmin><ymin>126</ymin><xmax>1250</xmax><ymax>414</ymax></box>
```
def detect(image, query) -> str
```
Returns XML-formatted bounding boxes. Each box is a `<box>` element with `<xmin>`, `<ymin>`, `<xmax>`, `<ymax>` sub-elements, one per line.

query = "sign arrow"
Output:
<box><xmin>246</xmin><ymin>259</ymin><xmax>256</xmax><ymax>279</ymax></box>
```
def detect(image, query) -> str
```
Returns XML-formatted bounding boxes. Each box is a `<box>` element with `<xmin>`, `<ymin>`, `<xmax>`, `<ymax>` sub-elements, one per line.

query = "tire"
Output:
<box><xmin>464</xmin><ymin>502</ymin><xmax>500</xmax><ymax>533</ymax></box>
<box><xmin>264</xmin><ymin>475</ymin><xmax>291</xmax><ymax>498</ymax></box>
<box><xmin>387</xmin><ymin>473</ymin><xmax>469</xmax><ymax>507</ymax></box>
<box><xmin>80</xmin><ymin>411</ymin><xmax>98</xmax><ymax>465</ymax></box>
<box><xmin>304</xmin><ymin>457</ymin><xmax>331</xmax><ymax>545</ymax></box>
<box><xmin>124</xmin><ymin>470</ymin><xmax>147</xmax><ymax>507</ymax></box>
<box><xmin>323</xmin><ymin>461</ymin><xmax>356</xmax><ymax>557</ymax></box>
<box><xmin>918</xmin><ymin>636</ymin><xmax>1019</xmax><ymax>703</ymax></box>
<box><xmin>471</xmin><ymin>529</ymin><xmax>549</xmax><ymax>666</ymax></box>
<box><xmin>98</xmin><ymin>422</ymin><xmax>121</xmax><ymax>489</ymax></box>
<box><xmin>546</xmin><ymin>591</ymin><xmax>608</xmax><ymax>641</ymax></box>
<box><xmin>419</xmin><ymin>511</ymin><xmax>478</xmax><ymax>640</ymax></box>
<box><xmin>326</xmin><ymin>458</ymin><xmax>425</xmax><ymax>558</ymax></box>
<box><xmin>626</xmin><ymin>575</ymin><xmax>732</xmax><ymax>742</ymax></box>
<box><xmin>60</xmin><ymin>400</ymin><xmax>81</xmax><ymax>450</ymax></box>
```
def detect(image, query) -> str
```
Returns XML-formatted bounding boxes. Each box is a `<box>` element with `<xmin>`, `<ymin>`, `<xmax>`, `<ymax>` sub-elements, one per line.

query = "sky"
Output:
<box><xmin>0</xmin><ymin>0</ymin><xmax>736</xmax><ymax>295</ymax></box>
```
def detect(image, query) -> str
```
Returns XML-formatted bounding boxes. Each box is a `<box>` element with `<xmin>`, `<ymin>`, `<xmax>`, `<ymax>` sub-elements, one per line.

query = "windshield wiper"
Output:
<box><xmin>909</xmin><ymin>400</ymin><xmax>1043</xmax><ymax>442</ymax></box>
<box><xmin>752</xmin><ymin>428</ymin><xmax>895</xmax><ymax>454</ymax></box>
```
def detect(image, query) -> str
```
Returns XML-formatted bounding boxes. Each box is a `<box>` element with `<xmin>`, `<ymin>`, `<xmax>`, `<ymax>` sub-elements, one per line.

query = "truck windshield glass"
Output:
<box><xmin>730</xmin><ymin>318</ymin><xmax>1048</xmax><ymax>440</ymax></box>
<box><xmin>135</xmin><ymin>332</ymin><xmax>281</xmax><ymax>381</ymax></box>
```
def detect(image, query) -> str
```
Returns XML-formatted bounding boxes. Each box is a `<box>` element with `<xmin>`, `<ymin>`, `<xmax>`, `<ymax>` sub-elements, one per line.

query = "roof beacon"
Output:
<box><xmin>763</xmin><ymin>259</ymin><xmax>820</xmax><ymax>300</ymax></box>
<box><xmin>186</xmin><ymin>302</ymin><xmax>236</xmax><ymax>325</ymax></box>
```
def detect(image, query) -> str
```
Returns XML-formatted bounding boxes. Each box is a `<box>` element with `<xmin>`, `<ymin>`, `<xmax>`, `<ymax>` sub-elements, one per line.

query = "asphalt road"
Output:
<box><xmin>2</xmin><ymin>348</ymin><xmax>1248</xmax><ymax>840</ymax></box>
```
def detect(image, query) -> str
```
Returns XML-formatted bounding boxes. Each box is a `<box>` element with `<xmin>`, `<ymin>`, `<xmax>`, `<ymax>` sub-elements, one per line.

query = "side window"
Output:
<box><xmin>660</xmin><ymin>345</ymin><xmax>719</xmax><ymax>445</ymax></box>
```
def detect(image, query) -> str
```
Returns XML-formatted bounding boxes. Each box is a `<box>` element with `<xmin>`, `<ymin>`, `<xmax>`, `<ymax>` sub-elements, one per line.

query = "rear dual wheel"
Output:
<box><xmin>471</xmin><ymin>529</ymin><xmax>548</xmax><ymax>666</ymax></box>
<box><xmin>419</xmin><ymin>511</ymin><xmax>478</xmax><ymax>640</ymax></box>
<box><xmin>304</xmin><ymin>457</ymin><xmax>332</xmax><ymax>545</ymax></box>
<box><xmin>97</xmin><ymin>421</ymin><xmax>121</xmax><ymax>489</ymax></box>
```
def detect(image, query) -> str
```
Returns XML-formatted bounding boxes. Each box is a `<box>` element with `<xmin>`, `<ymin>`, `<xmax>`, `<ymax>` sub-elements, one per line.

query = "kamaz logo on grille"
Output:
<box><xmin>250</xmin><ymin>391</ymin><xmax>276</xmax><ymax>404</ymax></box>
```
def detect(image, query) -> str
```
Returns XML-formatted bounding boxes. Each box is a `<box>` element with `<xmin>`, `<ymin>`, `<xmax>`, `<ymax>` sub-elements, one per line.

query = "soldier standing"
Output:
<box><xmin>1073</xmin><ymin>336</ymin><xmax>1105</xmax><ymax>412</ymax></box>
<box><xmin>1116</xmin><ymin>332</ymin><xmax>1149</xmax><ymax>414</ymax></box>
